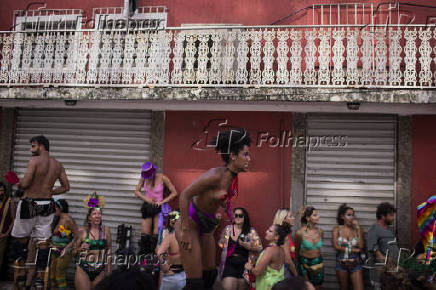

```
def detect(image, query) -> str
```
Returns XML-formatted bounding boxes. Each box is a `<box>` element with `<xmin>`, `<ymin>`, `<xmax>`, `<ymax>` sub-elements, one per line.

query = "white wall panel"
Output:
<box><xmin>13</xmin><ymin>109</ymin><xmax>152</xmax><ymax>256</ymax></box>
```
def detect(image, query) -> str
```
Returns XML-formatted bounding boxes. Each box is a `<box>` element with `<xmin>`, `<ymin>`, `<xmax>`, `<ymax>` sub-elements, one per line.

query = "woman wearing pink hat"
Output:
<box><xmin>135</xmin><ymin>162</ymin><xmax>178</xmax><ymax>257</ymax></box>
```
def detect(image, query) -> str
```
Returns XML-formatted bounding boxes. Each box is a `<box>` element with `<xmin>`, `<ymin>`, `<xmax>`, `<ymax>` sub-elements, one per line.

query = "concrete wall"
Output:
<box><xmin>151</xmin><ymin>111</ymin><xmax>165</xmax><ymax>171</ymax></box>
<box><xmin>411</xmin><ymin>115</ymin><xmax>436</xmax><ymax>246</ymax></box>
<box><xmin>0</xmin><ymin>0</ymin><xmax>433</xmax><ymax>30</ymax></box>
<box><xmin>163</xmin><ymin>111</ymin><xmax>293</xmax><ymax>247</ymax></box>
<box><xmin>290</xmin><ymin>113</ymin><xmax>306</xmax><ymax>229</ymax></box>
<box><xmin>2</xmin><ymin>87</ymin><xmax>436</xmax><ymax>105</ymax></box>
<box><xmin>397</xmin><ymin>116</ymin><xmax>412</xmax><ymax>248</ymax></box>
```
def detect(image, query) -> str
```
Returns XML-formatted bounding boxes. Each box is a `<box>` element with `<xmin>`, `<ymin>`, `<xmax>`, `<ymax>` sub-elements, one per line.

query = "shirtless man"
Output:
<box><xmin>176</xmin><ymin>128</ymin><xmax>251</xmax><ymax>290</ymax></box>
<box><xmin>11</xmin><ymin>135</ymin><xmax>70</xmax><ymax>288</ymax></box>
<box><xmin>158</xmin><ymin>210</ymin><xmax>186</xmax><ymax>290</ymax></box>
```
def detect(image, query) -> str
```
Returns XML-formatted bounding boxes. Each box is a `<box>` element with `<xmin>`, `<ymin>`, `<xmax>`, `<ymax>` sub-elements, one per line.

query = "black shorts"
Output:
<box><xmin>222</xmin><ymin>255</ymin><xmax>248</xmax><ymax>279</ymax></box>
<box><xmin>141</xmin><ymin>202</ymin><xmax>161</xmax><ymax>219</ymax></box>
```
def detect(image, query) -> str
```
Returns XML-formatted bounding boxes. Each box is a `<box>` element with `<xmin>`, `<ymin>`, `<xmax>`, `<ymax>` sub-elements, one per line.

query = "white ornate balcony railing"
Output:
<box><xmin>0</xmin><ymin>25</ymin><xmax>436</xmax><ymax>88</ymax></box>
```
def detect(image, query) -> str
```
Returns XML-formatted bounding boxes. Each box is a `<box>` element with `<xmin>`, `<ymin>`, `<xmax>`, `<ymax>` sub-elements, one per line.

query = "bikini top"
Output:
<box><xmin>301</xmin><ymin>238</ymin><xmax>322</xmax><ymax>251</ymax></box>
<box><xmin>144</xmin><ymin>183</ymin><xmax>164</xmax><ymax>202</ymax></box>
<box><xmin>337</xmin><ymin>226</ymin><xmax>359</xmax><ymax>248</ymax></box>
<box><xmin>54</xmin><ymin>224</ymin><xmax>72</xmax><ymax>239</ymax></box>
<box><xmin>52</xmin><ymin>224</ymin><xmax>73</xmax><ymax>246</ymax></box>
<box><xmin>301</xmin><ymin>229</ymin><xmax>322</xmax><ymax>251</ymax></box>
<box><xmin>84</xmin><ymin>228</ymin><xmax>107</xmax><ymax>250</ymax></box>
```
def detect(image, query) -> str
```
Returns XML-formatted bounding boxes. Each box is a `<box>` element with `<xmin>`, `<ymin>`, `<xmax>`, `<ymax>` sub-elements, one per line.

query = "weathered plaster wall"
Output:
<box><xmin>1</xmin><ymin>87</ymin><xmax>436</xmax><ymax>104</ymax></box>
<box><xmin>1</xmin><ymin>0</ymin><xmax>432</xmax><ymax>30</ymax></box>
<box><xmin>290</xmin><ymin>113</ymin><xmax>306</xmax><ymax>229</ymax></box>
<box><xmin>163</xmin><ymin>111</ymin><xmax>293</xmax><ymax>245</ymax></box>
<box><xmin>411</xmin><ymin>115</ymin><xmax>436</xmax><ymax>246</ymax></box>
<box><xmin>151</xmin><ymin>111</ymin><xmax>165</xmax><ymax>171</ymax></box>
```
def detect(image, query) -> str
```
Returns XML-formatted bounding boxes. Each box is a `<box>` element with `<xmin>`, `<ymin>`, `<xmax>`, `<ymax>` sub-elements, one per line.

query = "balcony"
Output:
<box><xmin>0</xmin><ymin>24</ymin><xmax>435</xmax><ymax>88</ymax></box>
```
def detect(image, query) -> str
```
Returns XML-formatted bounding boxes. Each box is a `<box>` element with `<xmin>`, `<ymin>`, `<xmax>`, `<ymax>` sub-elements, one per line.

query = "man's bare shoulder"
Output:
<box><xmin>49</xmin><ymin>156</ymin><xmax>62</xmax><ymax>166</ymax></box>
<box><xmin>28</xmin><ymin>156</ymin><xmax>41</xmax><ymax>164</ymax></box>
<box><xmin>49</xmin><ymin>156</ymin><xmax>64</xmax><ymax>174</ymax></box>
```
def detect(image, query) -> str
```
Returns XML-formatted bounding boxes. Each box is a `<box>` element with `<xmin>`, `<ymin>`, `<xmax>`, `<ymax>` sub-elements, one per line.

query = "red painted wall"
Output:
<box><xmin>164</xmin><ymin>111</ymin><xmax>292</xmax><ymax>246</ymax></box>
<box><xmin>0</xmin><ymin>0</ymin><xmax>433</xmax><ymax>30</ymax></box>
<box><xmin>411</xmin><ymin>115</ymin><xmax>436</xmax><ymax>246</ymax></box>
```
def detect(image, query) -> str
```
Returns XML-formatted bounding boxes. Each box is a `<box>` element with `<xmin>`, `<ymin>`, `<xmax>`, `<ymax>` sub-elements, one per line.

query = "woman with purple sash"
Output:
<box><xmin>175</xmin><ymin>128</ymin><xmax>252</xmax><ymax>290</ymax></box>
<box><xmin>135</xmin><ymin>162</ymin><xmax>178</xmax><ymax>257</ymax></box>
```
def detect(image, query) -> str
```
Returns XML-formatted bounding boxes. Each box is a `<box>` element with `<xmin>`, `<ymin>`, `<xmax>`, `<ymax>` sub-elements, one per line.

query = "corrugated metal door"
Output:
<box><xmin>305</xmin><ymin>114</ymin><xmax>396</xmax><ymax>289</ymax></box>
<box><xmin>13</xmin><ymin>108</ymin><xmax>151</xmax><ymax>253</ymax></box>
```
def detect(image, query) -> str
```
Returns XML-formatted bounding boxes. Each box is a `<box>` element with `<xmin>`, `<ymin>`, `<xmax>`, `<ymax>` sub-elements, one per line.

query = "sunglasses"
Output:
<box><xmin>234</xmin><ymin>213</ymin><xmax>244</xmax><ymax>218</ymax></box>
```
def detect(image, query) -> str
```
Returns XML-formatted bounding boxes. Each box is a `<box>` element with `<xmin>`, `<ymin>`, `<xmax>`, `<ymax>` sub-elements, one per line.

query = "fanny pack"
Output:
<box><xmin>304</xmin><ymin>262</ymin><xmax>324</xmax><ymax>275</ymax></box>
<box><xmin>20</xmin><ymin>198</ymin><xmax>55</xmax><ymax>219</ymax></box>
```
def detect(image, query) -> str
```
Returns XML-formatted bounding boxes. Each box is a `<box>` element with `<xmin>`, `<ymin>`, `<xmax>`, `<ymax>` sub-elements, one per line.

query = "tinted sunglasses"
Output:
<box><xmin>234</xmin><ymin>213</ymin><xmax>244</xmax><ymax>218</ymax></box>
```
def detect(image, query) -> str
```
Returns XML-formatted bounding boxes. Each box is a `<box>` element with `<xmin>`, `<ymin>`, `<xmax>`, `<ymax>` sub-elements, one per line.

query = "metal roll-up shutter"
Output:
<box><xmin>305</xmin><ymin>113</ymin><xmax>396</xmax><ymax>289</ymax></box>
<box><xmin>13</xmin><ymin>108</ymin><xmax>151</xmax><ymax>253</ymax></box>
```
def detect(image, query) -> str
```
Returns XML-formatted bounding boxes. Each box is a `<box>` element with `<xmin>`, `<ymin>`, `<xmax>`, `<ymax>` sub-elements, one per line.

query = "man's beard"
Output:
<box><xmin>32</xmin><ymin>151</ymin><xmax>39</xmax><ymax>156</ymax></box>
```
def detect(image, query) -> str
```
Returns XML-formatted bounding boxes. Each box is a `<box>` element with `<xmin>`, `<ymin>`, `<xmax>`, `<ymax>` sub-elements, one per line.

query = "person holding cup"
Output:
<box><xmin>218</xmin><ymin>207</ymin><xmax>262</xmax><ymax>290</ymax></box>
<box><xmin>332</xmin><ymin>203</ymin><xmax>364</xmax><ymax>290</ymax></box>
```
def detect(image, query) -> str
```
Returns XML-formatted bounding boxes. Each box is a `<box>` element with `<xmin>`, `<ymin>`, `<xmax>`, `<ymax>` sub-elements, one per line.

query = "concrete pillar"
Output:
<box><xmin>151</xmin><ymin>111</ymin><xmax>165</xmax><ymax>171</ymax></box>
<box><xmin>396</xmin><ymin>116</ymin><xmax>412</xmax><ymax>248</ymax></box>
<box><xmin>291</xmin><ymin>113</ymin><xmax>306</xmax><ymax>227</ymax></box>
